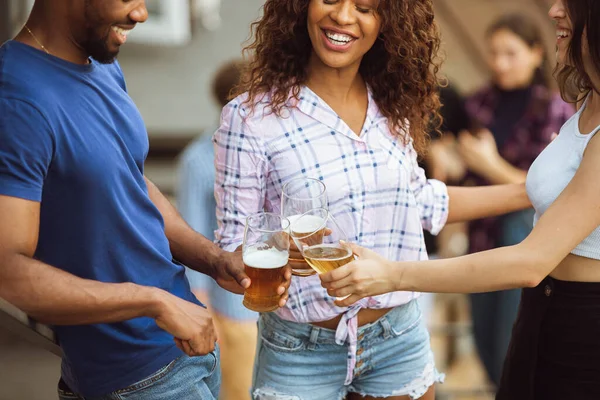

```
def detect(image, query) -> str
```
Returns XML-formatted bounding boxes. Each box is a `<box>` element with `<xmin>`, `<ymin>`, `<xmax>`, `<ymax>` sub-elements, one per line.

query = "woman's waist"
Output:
<box><xmin>276</xmin><ymin>291</ymin><xmax>418</xmax><ymax>326</ymax></box>
<box><xmin>266</xmin><ymin>298</ymin><xmax>421</xmax><ymax>343</ymax></box>
<box><xmin>550</xmin><ymin>253</ymin><xmax>600</xmax><ymax>283</ymax></box>
<box><xmin>311</xmin><ymin>307</ymin><xmax>394</xmax><ymax>330</ymax></box>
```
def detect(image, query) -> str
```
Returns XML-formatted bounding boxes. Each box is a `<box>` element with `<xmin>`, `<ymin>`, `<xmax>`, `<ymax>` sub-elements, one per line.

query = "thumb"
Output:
<box><xmin>233</xmin><ymin>269</ymin><xmax>251</xmax><ymax>289</ymax></box>
<box><xmin>224</xmin><ymin>253</ymin><xmax>251</xmax><ymax>289</ymax></box>
<box><xmin>550</xmin><ymin>132</ymin><xmax>558</xmax><ymax>141</ymax></box>
<box><xmin>343</xmin><ymin>241</ymin><xmax>367</xmax><ymax>258</ymax></box>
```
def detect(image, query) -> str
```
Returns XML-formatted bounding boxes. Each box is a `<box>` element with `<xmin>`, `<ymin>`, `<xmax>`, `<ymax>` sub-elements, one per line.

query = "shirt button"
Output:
<box><xmin>356</xmin><ymin>360</ymin><xmax>364</xmax><ymax>368</ymax></box>
<box><xmin>544</xmin><ymin>285</ymin><xmax>552</xmax><ymax>297</ymax></box>
<box><xmin>357</xmin><ymin>333</ymin><xmax>365</xmax><ymax>341</ymax></box>
<box><xmin>356</xmin><ymin>348</ymin><xmax>364</xmax><ymax>356</ymax></box>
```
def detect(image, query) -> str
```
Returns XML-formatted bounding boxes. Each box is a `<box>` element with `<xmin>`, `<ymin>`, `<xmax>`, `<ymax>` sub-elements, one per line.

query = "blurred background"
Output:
<box><xmin>0</xmin><ymin>0</ymin><xmax>562</xmax><ymax>399</ymax></box>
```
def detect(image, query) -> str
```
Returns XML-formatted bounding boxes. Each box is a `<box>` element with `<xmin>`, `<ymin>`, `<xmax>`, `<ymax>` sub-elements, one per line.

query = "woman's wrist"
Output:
<box><xmin>392</xmin><ymin>261</ymin><xmax>412</xmax><ymax>292</ymax></box>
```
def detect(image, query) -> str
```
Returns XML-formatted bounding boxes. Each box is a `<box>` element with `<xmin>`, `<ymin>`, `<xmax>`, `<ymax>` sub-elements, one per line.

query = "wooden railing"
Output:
<box><xmin>0</xmin><ymin>298</ymin><xmax>62</xmax><ymax>357</ymax></box>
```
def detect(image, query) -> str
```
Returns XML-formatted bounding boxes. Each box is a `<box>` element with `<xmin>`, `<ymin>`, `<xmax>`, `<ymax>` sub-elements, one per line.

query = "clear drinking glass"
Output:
<box><xmin>290</xmin><ymin>208</ymin><xmax>354</xmax><ymax>275</ymax></box>
<box><xmin>242</xmin><ymin>212</ymin><xmax>290</xmax><ymax>312</ymax></box>
<box><xmin>281</xmin><ymin>177</ymin><xmax>328</xmax><ymax>276</ymax></box>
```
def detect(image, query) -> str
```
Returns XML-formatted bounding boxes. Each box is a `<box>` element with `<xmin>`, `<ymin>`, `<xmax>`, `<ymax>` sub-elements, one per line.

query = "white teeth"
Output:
<box><xmin>325</xmin><ymin>31</ymin><xmax>353</xmax><ymax>44</ymax></box>
<box><xmin>112</xmin><ymin>26</ymin><xmax>131</xmax><ymax>37</ymax></box>
<box><xmin>556</xmin><ymin>29</ymin><xmax>569</xmax><ymax>38</ymax></box>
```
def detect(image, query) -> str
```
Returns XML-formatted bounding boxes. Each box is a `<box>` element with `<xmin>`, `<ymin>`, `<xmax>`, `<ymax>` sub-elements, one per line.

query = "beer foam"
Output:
<box><xmin>244</xmin><ymin>247</ymin><xmax>289</xmax><ymax>269</ymax></box>
<box><xmin>289</xmin><ymin>214</ymin><xmax>325</xmax><ymax>234</ymax></box>
<box><xmin>304</xmin><ymin>244</ymin><xmax>353</xmax><ymax>261</ymax></box>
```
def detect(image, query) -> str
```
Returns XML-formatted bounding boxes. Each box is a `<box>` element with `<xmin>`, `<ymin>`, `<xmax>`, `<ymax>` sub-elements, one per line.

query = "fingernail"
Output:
<box><xmin>242</xmin><ymin>278</ymin><xmax>251</xmax><ymax>288</ymax></box>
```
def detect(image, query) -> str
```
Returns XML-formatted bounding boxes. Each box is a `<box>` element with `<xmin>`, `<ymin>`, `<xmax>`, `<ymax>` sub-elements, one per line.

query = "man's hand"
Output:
<box><xmin>152</xmin><ymin>290</ymin><xmax>217</xmax><ymax>357</ymax></box>
<box><xmin>213</xmin><ymin>250</ymin><xmax>292</xmax><ymax>308</ymax></box>
<box><xmin>211</xmin><ymin>250</ymin><xmax>250</xmax><ymax>294</ymax></box>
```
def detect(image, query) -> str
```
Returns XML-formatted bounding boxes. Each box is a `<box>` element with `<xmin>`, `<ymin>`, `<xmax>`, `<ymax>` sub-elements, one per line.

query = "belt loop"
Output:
<box><xmin>380</xmin><ymin>317</ymin><xmax>392</xmax><ymax>340</ymax></box>
<box><xmin>307</xmin><ymin>326</ymin><xmax>320</xmax><ymax>350</ymax></box>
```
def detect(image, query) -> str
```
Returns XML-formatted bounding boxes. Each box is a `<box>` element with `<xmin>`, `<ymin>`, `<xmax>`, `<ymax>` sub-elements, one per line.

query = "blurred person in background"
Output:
<box><xmin>456</xmin><ymin>13</ymin><xmax>574</xmax><ymax>387</ymax></box>
<box><xmin>419</xmin><ymin>84</ymin><xmax>471</xmax><ymax>322</ymax></box>
<box><xmin>213</xmin><ymin>1</ymin><xmax>533</xmax><ymax>399</ymax></box>
<box><xmin>177</xmin><ymin>59</ymin><xmax>258</xmax><ymax>400</ymax></box>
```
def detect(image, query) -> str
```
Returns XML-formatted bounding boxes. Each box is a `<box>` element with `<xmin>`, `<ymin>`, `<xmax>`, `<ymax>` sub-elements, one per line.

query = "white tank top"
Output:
<box><xmin>526</xmin><ymin>95</ymin><xmax>600</xmax><ymax>259</ymax></box>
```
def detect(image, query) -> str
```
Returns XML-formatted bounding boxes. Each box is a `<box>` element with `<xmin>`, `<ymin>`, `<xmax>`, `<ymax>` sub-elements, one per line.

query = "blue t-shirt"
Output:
<box><xmin>0</xmin><ymin>41</ymin><xmax>200</xmax><ymax>397</ymax></box>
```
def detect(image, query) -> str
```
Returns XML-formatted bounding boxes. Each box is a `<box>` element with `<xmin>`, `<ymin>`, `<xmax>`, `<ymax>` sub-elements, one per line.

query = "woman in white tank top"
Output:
<box><xmin>321</xmin><ymin>1</ymin><xmax>600</xmax><ymax>399</ymax></box>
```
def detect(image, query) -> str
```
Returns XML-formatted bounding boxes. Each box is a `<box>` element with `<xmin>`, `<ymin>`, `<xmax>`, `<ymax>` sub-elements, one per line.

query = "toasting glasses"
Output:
<box><xmin>281</xmin><ymin>177</ymin><xmax>328</xmax><ymax>276</ymax></box>
<box><xmin>289</xmin><ymin>208</ymin><xmax>354</xmax><ymax>275</ymax></box>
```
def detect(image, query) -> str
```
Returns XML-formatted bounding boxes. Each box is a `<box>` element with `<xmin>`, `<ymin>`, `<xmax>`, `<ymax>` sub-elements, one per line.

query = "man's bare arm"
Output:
<box><xmin>0</xmin><ymin>194</ymin><xmax>217</xmax><ymax>355</ymax></box>
<box><xmin>0</xmin><ymin>194</ymin><xmax>166</xmax><ymax>325</ymax></box>
<box><xmin>144</xmin><ymin>177</ymin><xmax>222</xmax><ymax>277</ymax></box>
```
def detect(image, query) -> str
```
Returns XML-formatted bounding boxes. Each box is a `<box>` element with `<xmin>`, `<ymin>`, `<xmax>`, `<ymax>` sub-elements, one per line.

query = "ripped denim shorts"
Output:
<box><xmin>252</xmin><ymin>299</ymin><xmax>444</xmax><ymax>400</ymax></box>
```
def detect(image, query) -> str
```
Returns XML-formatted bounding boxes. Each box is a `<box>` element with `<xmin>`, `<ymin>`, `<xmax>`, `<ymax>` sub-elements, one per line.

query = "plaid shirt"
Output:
<box><xmin>465</xmin><ymin>85</ymin><xmax>574</xmax><ymax>252</ymax></box>
<box><xmin>214</xmin><ymin>86</ymin><xmax>448</xmax><ymax>384</ymax></box>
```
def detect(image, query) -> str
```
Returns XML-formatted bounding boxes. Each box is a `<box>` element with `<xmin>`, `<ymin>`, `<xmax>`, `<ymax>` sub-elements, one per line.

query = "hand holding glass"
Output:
<box><xmin>290</xmin><ymin>208</ymin><xmax>354</xmax><ymax>275</ymax></box>
<box><xmin>242</xmin><ymin>213</ymin><xmax>290</xmax><ymax>312</ymax></box>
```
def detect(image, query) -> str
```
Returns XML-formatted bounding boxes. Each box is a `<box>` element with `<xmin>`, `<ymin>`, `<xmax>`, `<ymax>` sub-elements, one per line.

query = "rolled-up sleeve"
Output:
<box><xmin>213</xmin><ymin>101</ymin><xmax>268</xmax><ymax>252</ymax></box>
<box><xmin>407</xmin><ymin>141</ymin><xmax>449</xmax><ymax>235</ymax></box>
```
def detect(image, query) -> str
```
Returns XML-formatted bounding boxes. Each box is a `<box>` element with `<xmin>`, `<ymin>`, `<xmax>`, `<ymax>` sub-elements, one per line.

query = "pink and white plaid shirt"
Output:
<box><xmin>213</xmin><ymin>86</ymin><xmax>449</xmax><ymax>384</ymax></box>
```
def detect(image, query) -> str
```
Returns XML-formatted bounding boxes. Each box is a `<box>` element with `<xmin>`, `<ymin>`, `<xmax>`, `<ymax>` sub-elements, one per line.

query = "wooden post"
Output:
<box><xmin>0</xmin><ymin>0</ymin><xmax>12</xmax><ymax>44</ymax></box>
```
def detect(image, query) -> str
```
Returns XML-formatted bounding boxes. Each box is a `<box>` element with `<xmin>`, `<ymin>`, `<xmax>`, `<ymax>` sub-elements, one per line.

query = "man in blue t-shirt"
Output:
<box><xmin>0</xmin><ymin>1</ymin><xmax>291</xmax><ymax>399</ymax></box>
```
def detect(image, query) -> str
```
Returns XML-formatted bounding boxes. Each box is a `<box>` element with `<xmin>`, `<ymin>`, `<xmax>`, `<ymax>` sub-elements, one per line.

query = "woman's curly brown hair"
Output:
<box><xmin>236</xmin><ymin>0</ymin><xmax>443</xmax><ymax>156</ymax></box>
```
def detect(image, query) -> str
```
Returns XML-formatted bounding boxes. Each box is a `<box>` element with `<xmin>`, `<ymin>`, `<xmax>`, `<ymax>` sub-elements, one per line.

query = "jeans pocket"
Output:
<box><xmin>57</xmin><ymin>379</ymin><xmax>82</xmax><ymax>400</ymax></box>
<box><xmin>390</xmin><ymin>316</ymin><xmax>422</xmax><ymax>337</ymax></box>
<box><xmin>388</xmin><ymin>302</ymin><xmax>423</xmax><ymax>337</ymax></box>
<box><xmin>115</xmin><ymin>357</ymin><xmax>181</xmax><ymax>395</ymax></box>
<box><xmin>207</xmin><ymin>348</ymin><xmax>218</xmax><ymax>375</ymax></box>
<box><xmin>260</xmin><ymin>325</ymin><xmax>305</xmax><ymax>353</ymax></box>
<box><xmin>57</xmin><ymin>391</ymin><xmax>81</xmax><ymax>400</ymax></box>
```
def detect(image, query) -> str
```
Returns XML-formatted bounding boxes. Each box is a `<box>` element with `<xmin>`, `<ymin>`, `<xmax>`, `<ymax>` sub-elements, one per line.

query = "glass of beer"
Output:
<box><xmin>281</xmin><ymin>178</ymin><xmax>327</xmax><ymax>276</ymax></box>
<box><xmin>290</xmin><ymin>208</ymin><xmax>354</xmax><ymax>275</ymax></box>
<box><xmin>242</xmin><ymin>212</ymin><xmax>290</xmax><ymax>312</ymax></box>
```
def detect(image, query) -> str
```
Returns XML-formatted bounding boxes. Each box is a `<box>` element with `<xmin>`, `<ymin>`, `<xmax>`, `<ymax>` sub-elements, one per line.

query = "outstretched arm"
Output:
<box><xmin>445</xmin><ymin>183</ymin><xmax>530</xmax><ymax>224</ymax></box>
<box><xmin>322</xmin><ymin>133</ymin><xmax>600</xmax><ymax>304</ymax></box>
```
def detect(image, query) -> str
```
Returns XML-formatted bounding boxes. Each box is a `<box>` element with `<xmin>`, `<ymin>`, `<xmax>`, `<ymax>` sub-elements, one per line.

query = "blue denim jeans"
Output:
<box><xmin>252</xmin><ymin>300</ymin><xmax>444</xmax><ymax>400</ymax></box>
<box><xmin>57</xmin><ymin>349</ymin><xmax>220</xmax><ymax>400</ymax></box>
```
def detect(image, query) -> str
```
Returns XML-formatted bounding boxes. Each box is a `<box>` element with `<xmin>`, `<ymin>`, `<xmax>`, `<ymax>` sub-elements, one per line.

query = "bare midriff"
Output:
<box><xmin>311</xmin><ymin>307</ymin><xmax>394</xmax><ymax>330</ymax></box>
<box><xmin>550</xmin><ymin>253</ymin><xmax>600</xmax><ymax>282</ymax></box>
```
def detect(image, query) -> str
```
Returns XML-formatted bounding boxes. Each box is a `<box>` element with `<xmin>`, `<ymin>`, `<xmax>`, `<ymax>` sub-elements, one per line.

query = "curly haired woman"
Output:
<box><xmin>213</xmin><ymin>1</ymin><xmax>531</xmax><ymax>399</ymax></box>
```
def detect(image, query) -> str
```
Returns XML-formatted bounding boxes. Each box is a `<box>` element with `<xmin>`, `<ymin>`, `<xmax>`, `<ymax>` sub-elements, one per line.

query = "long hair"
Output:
<box><xmin>556</xmin><ymin>0</ymin><xmax>600</xmax><ymax>103</ymax></box>
<box><xmin>486</xmin><ymin>13</ymin><xmax>551</xmax><ymax>88</ymax></box>
<box><xmin>237</xmin><ymin>0</ymin><xmax>443</xmax><ymax>156</ymax></box>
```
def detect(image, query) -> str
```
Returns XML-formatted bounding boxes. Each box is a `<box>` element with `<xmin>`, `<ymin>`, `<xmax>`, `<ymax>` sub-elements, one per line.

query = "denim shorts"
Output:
<box><xmin>252</xmin><ymin>300</ymin><xmax>444</xmax><ymax>400</ymax></box>
<box><xmin>186</xmin><ymin>267</ymin><xmax>258</xmax><ymax>321</ymax></box>
<box><xmin>57</xmin><ymin>348</ymin><xmax>220</xmax><ymax>400</ymax></box>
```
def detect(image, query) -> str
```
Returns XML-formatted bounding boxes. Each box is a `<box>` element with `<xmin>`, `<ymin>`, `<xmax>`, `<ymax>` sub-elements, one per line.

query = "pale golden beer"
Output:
<box><xmin>281</xmin><ymin>177</ymin><xmax>327</xmax><ymax>276</ymax></box>
<box><xmin>303</xmin><ymin>244</ymin><xmax>354</xmax><ymax>274</ymax></box>
<box><xmin>243</xmin><ymin>248</ymin><xmax>287</xmax><ymax>312</ymax></box>
<box><xmin>287</xmin><ymin>214</ymin><xmax>326</xmax><ymax>276</ymax></box>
